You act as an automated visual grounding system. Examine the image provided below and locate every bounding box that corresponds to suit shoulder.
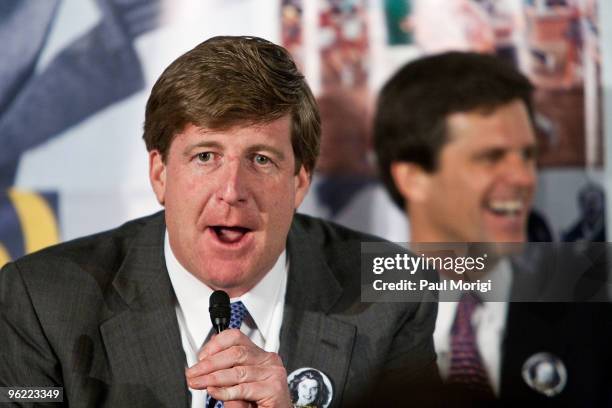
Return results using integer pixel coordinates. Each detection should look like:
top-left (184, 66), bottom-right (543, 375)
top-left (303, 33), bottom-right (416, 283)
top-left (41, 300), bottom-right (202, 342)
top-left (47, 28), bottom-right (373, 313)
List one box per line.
top-left (7, 211), bottom-right (164, 284)
top-left (292, 213), bottom-right (404, 281)
top-left (293, 212), bottom-right (389, 244)
top-left (292, 212), bottom-right (405, 255)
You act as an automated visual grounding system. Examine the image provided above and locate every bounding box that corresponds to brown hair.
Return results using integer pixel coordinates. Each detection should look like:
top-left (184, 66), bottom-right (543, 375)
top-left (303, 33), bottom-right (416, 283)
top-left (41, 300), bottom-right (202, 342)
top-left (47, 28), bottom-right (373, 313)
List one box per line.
top-left (143, 36), bottom-right (320, 173)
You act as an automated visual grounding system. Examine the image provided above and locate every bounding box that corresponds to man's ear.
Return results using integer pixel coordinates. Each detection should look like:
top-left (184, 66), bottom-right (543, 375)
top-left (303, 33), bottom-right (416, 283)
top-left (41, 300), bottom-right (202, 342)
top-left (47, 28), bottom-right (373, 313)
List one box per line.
top-left (149, 150), bottom-right (167, 206)
top-left (390, 162), bottom-right (431, 204)
top-left (293, 165), bottom-right (311, 209)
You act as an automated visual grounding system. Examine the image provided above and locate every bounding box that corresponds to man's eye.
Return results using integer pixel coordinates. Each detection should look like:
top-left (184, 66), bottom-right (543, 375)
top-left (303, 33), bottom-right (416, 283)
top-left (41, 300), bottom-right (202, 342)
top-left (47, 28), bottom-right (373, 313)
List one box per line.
top-left (523, 146), bottom-right (537, 162)
top-left (484, 151), bottom-right (504, 163)
top-left (197, 152), bottom-right (214, 162)
top-left (475, 149), bottom-right (504, 164)
top-left (254, 154), bottom-right (271, 165)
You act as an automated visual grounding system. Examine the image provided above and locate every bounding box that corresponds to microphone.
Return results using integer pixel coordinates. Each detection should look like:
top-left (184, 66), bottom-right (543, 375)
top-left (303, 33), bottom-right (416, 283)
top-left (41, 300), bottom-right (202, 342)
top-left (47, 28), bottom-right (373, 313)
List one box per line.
top-left (209, 290), bottom-right (231, 334)
top-left (207, 290), bottom-right (231, 407)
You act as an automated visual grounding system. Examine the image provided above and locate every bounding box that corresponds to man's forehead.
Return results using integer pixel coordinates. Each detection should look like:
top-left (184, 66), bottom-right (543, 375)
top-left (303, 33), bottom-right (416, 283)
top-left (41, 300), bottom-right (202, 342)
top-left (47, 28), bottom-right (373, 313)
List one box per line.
top-left (190, 115), bottom-right (290, 133)
top-left (444, 101), bottom-right (535, 147)
top-left (176, 118), bottom-right (292, 145)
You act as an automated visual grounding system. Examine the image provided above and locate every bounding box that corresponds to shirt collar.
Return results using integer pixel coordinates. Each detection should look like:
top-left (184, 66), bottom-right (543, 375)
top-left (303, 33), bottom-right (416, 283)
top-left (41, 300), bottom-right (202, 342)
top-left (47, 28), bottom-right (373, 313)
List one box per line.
top-left (236, 250), bottom-right (287, 343)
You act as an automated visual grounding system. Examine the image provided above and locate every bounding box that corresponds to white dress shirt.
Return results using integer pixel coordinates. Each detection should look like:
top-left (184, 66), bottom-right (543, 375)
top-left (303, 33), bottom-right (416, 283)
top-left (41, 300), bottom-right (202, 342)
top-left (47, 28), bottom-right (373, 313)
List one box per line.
top-left (164, 231), bottom-right (288, 408)
top-left (434, 259), bottom-right (513, 395)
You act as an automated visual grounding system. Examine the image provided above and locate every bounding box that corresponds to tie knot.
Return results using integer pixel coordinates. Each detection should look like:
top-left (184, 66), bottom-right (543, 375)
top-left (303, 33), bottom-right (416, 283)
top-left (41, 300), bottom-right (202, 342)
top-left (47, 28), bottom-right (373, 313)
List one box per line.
top-left (451, 292), bottom-right (482, 335)
top-left (229, 301), bottom-right (247, 329)
top-left (459, 292), bottom-right (481, 313)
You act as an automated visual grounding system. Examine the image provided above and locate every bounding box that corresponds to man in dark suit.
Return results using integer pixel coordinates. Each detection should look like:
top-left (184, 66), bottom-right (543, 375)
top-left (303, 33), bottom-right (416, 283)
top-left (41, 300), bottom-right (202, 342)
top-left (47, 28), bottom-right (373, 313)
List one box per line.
top-left (373, 51), bottom-right (612, 406)
top-left (0, 36), bottom-right (438, 407)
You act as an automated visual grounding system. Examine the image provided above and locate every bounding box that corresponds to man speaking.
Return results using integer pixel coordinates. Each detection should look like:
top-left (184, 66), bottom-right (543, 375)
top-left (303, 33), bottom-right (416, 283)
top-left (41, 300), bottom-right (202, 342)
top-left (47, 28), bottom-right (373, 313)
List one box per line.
top-left (0, 36), bottom-right (438, 407)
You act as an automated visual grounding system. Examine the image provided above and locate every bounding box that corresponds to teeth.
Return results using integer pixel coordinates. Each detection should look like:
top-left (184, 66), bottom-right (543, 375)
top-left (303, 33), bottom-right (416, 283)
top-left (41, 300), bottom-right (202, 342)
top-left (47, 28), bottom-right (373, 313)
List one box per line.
top-left (487, 200), bottom-right (523, 215)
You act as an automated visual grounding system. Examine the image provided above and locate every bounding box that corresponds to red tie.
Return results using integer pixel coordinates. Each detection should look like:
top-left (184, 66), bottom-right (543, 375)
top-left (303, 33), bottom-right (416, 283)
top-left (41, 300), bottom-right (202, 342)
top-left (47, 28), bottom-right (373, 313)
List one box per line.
top-left (447, 293), bottom-right (495, 400)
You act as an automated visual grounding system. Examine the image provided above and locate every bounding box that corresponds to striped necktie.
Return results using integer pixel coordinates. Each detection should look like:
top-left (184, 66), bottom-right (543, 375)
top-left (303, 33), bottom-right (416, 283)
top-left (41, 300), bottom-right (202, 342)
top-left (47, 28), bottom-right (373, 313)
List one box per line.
top-left (446, 292), bottom-right (495, 400)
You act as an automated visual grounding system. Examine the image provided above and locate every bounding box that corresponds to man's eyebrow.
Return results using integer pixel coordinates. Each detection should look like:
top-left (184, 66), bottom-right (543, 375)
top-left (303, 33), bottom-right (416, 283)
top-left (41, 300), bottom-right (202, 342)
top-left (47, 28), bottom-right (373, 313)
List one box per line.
top-left (182, 141), bottom-right (223, 157)
top-left (471, 143), bottom-right (538, 159)
top-left (246, 144), bottom-right (286, 161)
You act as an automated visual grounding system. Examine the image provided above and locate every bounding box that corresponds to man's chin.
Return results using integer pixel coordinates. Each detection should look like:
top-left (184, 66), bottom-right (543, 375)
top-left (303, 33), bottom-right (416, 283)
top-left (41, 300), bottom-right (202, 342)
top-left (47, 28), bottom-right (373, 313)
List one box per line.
top-left (195, 261), bottom-right (263, 296)
top-left (482, 220), bottom-right (528, 243)
top-left (490, 230), bottom-right (527, 244)
top-left (204, 277), bottom-right (251, 297)
top-left (482, 238), bottom-right (526, 258)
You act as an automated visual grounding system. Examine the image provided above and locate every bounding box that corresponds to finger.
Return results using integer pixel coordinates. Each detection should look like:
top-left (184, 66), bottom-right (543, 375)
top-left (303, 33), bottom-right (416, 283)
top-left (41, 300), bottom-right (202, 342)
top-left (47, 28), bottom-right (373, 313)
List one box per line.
top-left (188, 365), bottom-right (286, 389)
top-left (224, 401), bottom-right (253, 408)
top-left (188, 345), bottom-right (277, 379)
top-left (198, 329), bottom-right (252, 360)
top-left (207, 378), bottom-right (290, 405)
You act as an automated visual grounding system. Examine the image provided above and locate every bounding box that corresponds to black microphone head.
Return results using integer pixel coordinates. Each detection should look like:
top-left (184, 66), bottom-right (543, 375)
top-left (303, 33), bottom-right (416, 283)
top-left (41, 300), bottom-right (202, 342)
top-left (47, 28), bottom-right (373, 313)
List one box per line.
top-left (209, 290), bottom-right (231, 332)
top-left (210, 290), bottom-right (230, 308)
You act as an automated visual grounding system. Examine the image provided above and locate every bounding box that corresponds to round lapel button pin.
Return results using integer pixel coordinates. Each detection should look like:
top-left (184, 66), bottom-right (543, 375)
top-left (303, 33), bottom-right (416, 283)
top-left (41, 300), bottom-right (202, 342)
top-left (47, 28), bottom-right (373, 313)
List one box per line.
top-left (287, 367), bottom-right (333, 408)
top-left (521, 352), bottom-right (567, 397)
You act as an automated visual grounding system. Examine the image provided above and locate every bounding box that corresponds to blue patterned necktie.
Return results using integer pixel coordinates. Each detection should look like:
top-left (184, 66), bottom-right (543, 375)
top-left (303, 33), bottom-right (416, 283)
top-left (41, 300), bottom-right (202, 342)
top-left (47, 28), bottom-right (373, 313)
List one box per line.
top-left (446, 293), bottom-right (495, 400)
top-left (205, 301), bottom-right (248, 408)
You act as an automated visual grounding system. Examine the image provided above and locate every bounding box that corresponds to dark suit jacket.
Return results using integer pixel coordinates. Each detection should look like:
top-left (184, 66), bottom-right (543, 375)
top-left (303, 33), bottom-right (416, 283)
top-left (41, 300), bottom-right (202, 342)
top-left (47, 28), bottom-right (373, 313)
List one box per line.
top-left (499, 302), bottom-right (612, 407)
top-left (444, 247), bottom-right (612, 407)
top-left (496, 247), bottom-right (612, 407)
top-left (0, 212), bottom-right (439, 407)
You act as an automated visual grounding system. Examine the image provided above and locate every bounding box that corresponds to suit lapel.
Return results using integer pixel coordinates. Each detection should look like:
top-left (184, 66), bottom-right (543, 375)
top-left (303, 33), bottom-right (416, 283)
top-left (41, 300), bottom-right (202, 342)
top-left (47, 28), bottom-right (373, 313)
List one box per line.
top-left (99, 214), bottom-right (189, 407)
top-left (279, 217), bottom-right (357, 408)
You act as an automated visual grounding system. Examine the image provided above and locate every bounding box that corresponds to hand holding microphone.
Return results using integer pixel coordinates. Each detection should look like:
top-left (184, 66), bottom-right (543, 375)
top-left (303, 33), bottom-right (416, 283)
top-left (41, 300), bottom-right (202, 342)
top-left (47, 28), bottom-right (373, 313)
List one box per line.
top-left (185, 290), bottom-right (291, 408)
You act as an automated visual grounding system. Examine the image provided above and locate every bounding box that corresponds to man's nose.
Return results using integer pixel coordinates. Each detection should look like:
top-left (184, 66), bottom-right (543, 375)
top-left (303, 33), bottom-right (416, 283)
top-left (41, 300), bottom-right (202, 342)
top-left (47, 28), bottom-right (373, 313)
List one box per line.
top-left (503, 153), bottom-right (536, 187)
top-left (216, 158), bottom-right (249, 205)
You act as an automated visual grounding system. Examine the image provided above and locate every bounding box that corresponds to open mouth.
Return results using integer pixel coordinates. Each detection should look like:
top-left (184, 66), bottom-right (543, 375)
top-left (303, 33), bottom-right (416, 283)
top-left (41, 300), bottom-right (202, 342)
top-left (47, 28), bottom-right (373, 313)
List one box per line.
top-left (485, 199), bottom-right (524, 217)
top-left (210, 226), bottom-right (252, 244)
